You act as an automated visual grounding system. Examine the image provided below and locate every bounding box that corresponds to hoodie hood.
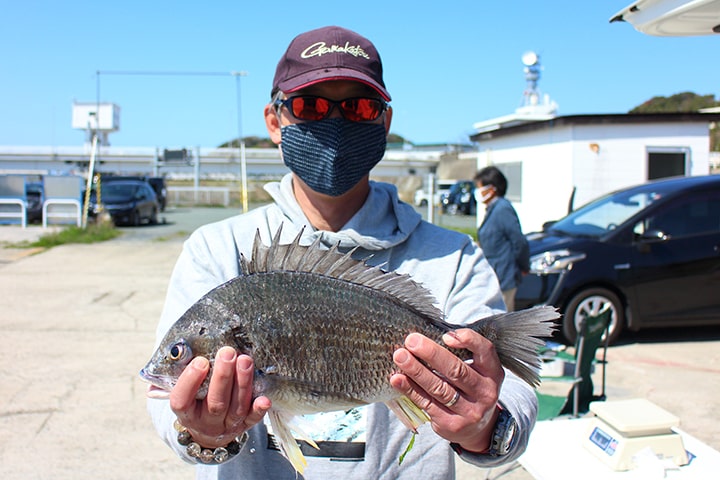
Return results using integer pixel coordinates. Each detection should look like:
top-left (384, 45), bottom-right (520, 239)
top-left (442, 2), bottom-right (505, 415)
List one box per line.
top-left (264, 173), bottom-right (422, 251)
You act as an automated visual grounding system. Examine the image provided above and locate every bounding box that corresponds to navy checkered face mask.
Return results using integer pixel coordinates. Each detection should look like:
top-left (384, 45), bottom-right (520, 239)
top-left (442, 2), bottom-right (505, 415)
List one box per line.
top-left (280, 118), bottom-right (387, 197)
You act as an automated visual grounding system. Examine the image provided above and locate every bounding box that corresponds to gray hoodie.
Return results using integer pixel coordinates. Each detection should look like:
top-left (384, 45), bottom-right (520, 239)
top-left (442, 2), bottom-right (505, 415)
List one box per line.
top-left (147, 174), bottom-right (538, 479)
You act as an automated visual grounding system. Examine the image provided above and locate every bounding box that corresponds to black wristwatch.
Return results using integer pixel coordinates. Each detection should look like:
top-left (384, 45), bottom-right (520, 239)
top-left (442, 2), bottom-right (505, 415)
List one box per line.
top-left (486, 407), bottom-right (517, 456)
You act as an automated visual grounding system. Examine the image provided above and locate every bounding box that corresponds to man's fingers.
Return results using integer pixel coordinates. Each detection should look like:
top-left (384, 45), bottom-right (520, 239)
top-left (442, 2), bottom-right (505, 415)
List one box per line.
top-left (442, 329), bottom-right (504, 384)
top-left (389, 371), bottom-right (435, 412)
top-left (245, 396), bottom-right (273, 430)
top-left (225, 354), bottom-right (256, 430)
top-left (401, 333), bottom-right (478, 399)
top-left (392, 347), bottom-right (466, 412)
top-left (205, 347), bottom-right (238, 418)
top-left (170, 356), bottom-right (209, 413)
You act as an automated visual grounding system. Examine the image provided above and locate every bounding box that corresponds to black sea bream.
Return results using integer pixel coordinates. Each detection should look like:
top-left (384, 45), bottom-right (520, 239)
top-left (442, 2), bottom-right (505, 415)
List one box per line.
top-left (140, 227), bottom-right (558, 473)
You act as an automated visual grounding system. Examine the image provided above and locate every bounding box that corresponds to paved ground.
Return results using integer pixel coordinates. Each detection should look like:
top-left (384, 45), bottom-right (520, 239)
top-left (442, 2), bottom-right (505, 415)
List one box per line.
top-left (1, 208), bottom-right (719, 480)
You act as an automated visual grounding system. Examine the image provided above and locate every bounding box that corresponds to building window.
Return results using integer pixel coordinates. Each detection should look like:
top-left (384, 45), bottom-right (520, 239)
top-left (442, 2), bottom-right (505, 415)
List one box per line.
top-left (647, 147), bottom-right (690, 180)
top-left (500, 162), bottom-right (522, 202)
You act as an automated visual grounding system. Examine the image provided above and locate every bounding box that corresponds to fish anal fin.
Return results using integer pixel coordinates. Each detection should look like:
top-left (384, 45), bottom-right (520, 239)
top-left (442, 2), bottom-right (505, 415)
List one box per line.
top-left (386, 395), bottom-right (430, 433)
top-left (268, 409), bottom-right (308, 474)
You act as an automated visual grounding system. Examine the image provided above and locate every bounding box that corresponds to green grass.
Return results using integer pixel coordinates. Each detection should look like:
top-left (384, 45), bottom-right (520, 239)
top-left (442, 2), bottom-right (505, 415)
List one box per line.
top-left (448, 226), bottom-right (477, 238)
top-left (27, 223), bottom-right (121, 248)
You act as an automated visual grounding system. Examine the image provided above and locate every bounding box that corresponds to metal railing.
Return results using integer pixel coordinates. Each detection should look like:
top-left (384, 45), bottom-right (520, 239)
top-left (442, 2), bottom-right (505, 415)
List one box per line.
top-left (0, 199), bottom-right (27, 228)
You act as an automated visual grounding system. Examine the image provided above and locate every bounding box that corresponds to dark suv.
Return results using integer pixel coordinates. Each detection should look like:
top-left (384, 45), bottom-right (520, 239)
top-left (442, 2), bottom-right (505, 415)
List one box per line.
top-left (100, 175), bottom-right (167, 211)
top-left (87, 179), bottom-right (160, 226)
top-left (516, 175), bottom-right (720, 344)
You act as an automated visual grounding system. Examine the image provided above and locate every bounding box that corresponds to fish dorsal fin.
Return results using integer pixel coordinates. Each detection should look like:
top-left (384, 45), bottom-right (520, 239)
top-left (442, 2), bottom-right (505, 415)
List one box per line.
top-left (241, 226), bottom-right (442, 321)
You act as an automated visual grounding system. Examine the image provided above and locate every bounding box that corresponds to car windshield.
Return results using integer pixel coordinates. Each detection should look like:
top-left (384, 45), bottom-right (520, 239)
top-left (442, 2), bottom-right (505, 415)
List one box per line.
top-left (103, 183), bottom-right (139, 197)
top-left (448, 183), bottom-right (463, 194)
top-left (449, 182), bottom-right (472, 195)
top-left (549, 183), bottom-right (674, 238)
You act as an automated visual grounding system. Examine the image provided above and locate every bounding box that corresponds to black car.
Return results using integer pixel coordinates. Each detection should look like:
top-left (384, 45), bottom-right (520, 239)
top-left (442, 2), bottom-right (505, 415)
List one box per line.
top-left (441, 180), bottom-right (476, 215)
top-left (100, 175), bottom-right (168, 211)
top-left (88, 180), bottom-right (160, 226)
top-left (516, 175), bottom-right (720, 344)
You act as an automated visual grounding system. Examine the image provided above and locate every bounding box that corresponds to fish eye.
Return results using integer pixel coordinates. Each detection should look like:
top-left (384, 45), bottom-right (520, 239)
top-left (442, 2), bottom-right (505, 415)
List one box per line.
top-left (168, 341), bottom-right (189, 361)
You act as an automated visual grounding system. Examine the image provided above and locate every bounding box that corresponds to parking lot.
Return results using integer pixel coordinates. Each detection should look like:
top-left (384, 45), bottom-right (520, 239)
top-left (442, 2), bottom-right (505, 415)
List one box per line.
top-left (1, 207), bottom-right (719, 479)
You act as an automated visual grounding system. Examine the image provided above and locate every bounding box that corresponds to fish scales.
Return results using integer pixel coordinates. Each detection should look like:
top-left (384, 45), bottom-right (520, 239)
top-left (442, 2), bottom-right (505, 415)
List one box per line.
top-left (140, 226), bottom-right (559, 474)
top-left (224, 270), bottom-right (458, 408)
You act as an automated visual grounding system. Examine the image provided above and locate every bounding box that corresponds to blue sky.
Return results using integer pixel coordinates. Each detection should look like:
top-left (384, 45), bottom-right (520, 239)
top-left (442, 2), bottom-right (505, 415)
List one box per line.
top-left (2, 1), bottom-right (718, 148)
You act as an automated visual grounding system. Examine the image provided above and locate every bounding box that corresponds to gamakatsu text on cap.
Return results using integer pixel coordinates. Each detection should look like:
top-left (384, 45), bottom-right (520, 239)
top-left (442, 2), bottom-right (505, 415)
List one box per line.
top-left (301, 42), bottom-right (371, 60)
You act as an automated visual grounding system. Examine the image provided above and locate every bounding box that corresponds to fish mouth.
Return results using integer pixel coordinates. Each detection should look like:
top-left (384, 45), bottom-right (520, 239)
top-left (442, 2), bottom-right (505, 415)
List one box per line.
top-left (139, 368), bottom-right (174, 399)
top-left (146, 385), bottom-right (171, 399)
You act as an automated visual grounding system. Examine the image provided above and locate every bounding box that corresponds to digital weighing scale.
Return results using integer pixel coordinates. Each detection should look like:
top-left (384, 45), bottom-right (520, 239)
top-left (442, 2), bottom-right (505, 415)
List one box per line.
top-left (583, 398), bottom-right (689, 471)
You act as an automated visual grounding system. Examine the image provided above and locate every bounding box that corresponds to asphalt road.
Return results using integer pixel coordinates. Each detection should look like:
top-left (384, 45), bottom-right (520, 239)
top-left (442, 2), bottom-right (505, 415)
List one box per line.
top-left (1, 207), bottom-right (718, 480)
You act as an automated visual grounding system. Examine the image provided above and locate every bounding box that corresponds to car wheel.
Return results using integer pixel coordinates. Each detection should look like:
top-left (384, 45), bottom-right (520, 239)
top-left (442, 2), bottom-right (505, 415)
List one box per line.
top-left (149, 207), bottom-right (158, 225)
top-left (419, 199), bottom-right (428, 207)
top-left (132, 210), bottom-right (141, 226)
top-left (563, 287), bottom-right (624, 345)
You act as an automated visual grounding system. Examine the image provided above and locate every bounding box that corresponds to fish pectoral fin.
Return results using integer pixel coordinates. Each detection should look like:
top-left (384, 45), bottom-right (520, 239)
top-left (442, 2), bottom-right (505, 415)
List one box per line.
top-left (385, 396), bottom-right (430, 433)
top-left (230, 326), bottom-right (252, 351)
top-left (268, 409), bottom-right (309, 474)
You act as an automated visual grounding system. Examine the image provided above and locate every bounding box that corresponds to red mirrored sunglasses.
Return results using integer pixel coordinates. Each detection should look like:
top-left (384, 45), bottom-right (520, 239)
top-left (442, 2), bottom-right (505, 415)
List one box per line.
top-left (275, 95), bottom-right (388, 122)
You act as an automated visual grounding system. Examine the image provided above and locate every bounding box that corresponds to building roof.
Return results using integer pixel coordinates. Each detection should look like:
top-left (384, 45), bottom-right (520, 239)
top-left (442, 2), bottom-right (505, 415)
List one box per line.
top-left (610, 0), bottom-right (720, 37)
top-left (470, 112), bottom-right (720, 142)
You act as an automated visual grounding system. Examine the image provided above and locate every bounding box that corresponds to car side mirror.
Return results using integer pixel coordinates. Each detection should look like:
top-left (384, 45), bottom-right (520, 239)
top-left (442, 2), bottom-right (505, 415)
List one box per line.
top-left (637, 229), bottom-right (668, 242)
top-left (542, 221), bottom-right (557, 231)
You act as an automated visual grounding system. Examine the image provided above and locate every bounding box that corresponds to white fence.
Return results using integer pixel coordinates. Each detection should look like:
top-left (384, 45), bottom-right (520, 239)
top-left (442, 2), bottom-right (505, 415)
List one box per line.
top-left (167, 186), bottom-right (231, 206)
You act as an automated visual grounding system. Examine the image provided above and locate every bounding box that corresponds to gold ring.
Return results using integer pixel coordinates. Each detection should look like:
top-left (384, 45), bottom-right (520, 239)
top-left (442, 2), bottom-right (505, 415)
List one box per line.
top-left (444, 391), bottom-right (460, 408)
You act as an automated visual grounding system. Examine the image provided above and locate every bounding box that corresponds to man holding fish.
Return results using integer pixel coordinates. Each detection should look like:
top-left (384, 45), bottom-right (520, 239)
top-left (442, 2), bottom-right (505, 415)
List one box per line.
top-left (144, 25), bottom-right (553, 480)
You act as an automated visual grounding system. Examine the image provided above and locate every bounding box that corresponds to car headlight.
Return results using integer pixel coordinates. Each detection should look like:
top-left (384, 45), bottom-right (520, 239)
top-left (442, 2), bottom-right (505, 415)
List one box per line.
top-left (529, 249), bottom-right (586, 274)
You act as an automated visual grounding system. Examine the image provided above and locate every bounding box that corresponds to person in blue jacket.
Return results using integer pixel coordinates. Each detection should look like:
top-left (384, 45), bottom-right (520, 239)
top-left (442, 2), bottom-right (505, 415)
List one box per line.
top-left (474, 166), bottom-right (530, 311)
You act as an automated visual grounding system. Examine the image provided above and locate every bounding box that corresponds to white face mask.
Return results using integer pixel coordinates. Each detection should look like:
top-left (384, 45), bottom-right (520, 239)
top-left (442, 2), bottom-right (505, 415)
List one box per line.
top-left (474, 185), bottom-right (494, 203)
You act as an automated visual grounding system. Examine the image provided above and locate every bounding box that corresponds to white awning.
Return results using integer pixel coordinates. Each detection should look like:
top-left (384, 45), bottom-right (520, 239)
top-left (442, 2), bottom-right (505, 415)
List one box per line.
top-left (610, 0), bottom-right (720, 36)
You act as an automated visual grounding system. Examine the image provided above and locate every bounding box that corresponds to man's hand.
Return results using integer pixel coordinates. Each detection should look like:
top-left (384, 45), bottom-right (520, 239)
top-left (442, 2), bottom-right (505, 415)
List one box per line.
top-left (390, 329), bottom-right (503, 453)
top-left (168, 346), bottom-right (271, 448)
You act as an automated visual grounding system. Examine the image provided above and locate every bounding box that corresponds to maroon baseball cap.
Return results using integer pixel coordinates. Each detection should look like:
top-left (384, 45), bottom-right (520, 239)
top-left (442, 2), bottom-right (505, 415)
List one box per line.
top-left (271, 26), bottom-right (391, 101)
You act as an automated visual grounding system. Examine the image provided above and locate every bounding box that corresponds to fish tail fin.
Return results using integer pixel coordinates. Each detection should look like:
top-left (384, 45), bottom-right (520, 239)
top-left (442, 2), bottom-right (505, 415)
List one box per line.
top-left (267, 409), bottom-right (316, 474)
top-left (471, 306), bottom-right (559, 388)
top-left (385, 395), bottom-right (431, 432)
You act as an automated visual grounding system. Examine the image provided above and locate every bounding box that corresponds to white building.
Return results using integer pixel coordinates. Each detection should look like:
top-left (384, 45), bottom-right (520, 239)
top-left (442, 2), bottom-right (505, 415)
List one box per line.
top-left (470, 112), bottom-right (720, 233)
